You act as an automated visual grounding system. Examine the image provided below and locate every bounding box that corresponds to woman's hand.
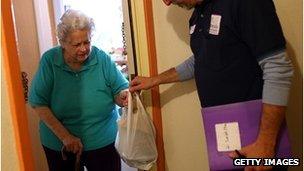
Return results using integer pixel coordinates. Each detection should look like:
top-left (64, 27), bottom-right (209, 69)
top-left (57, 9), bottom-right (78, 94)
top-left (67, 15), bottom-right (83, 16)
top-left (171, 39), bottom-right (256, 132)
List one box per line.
top-left (115, 89), bottom-right (129, 107)
top-left (62, 134), bottom-right (83, 155)
top-left (33, 106), bottom-right (84, 157)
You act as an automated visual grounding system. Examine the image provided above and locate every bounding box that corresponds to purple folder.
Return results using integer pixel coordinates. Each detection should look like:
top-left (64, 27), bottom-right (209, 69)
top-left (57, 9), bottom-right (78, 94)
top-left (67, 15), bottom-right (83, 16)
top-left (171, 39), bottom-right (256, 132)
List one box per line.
top-left (202, 99), bottom-right (292, 171)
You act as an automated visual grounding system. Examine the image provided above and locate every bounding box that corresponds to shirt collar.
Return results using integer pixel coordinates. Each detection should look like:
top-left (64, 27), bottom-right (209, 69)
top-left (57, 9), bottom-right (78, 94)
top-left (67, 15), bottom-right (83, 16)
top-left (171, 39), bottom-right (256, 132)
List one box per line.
top-left (54, 46), bottom-right (98, 71)
top-left (196, 0), bottom-right (211, 9)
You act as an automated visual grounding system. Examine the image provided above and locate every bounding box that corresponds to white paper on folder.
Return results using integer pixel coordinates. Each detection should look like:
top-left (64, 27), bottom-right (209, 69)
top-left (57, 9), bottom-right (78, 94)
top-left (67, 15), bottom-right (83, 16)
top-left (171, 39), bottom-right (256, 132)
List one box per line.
top-left (215, 122), bottom-right (241, 152)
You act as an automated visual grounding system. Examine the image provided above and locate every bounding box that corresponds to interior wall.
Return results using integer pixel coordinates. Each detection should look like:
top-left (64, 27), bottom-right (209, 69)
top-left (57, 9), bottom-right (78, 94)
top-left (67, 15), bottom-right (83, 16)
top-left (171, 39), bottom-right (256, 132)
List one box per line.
top-left (152, 1), bottom-right (302, 171)
top-left (1, 67), bottom-right (20, 171)
top-left (11, 0), bottom-right (48, 170)
top-left (275, 0), bottom-right (303, 169)
top-left (152, 1), bottom-right (209, 170)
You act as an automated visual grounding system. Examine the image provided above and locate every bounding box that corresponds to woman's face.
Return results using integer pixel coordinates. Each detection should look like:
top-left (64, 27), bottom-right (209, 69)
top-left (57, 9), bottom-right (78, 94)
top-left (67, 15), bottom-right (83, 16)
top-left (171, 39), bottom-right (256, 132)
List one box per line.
top-left (62, 29), bottom-right (91, 64)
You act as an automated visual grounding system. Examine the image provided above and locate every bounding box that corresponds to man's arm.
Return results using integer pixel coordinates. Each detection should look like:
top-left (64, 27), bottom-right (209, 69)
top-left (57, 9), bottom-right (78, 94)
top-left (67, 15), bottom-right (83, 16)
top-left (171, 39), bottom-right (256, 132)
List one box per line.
top-left (129, 55), bottom-right (194, 92)
top-left (33, 106), bottom-right (83, 154)
top-left (129, 68), bottom-right (179, 92)
top-left (257, 50), bottom-right (294, 150)
top-left (257, 103), bottom-right (286, 152)
top-left (230, 50), bottom-right (293, 169)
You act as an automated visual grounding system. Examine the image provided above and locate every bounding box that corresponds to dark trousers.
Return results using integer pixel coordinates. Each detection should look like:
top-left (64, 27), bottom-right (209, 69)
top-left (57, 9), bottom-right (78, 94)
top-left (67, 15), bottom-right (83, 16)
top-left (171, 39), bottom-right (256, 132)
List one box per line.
top-left (43, 143), bottom-right (121, 171)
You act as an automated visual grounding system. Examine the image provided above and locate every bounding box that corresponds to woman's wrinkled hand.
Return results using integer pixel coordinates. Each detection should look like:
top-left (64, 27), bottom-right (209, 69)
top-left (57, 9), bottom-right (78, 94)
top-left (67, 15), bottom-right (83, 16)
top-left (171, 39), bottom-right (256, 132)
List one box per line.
top-left (62, 134), bottom-right (83, 155)
top-left (115, 89), bottom-right (129, 107)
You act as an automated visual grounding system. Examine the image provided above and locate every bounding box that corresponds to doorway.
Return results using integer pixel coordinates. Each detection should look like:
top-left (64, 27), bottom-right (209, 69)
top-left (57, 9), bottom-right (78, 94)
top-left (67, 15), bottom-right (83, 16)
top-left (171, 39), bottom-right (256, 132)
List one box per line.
top-left (53, 0), bottom-right (131, 79)
top-left (40, 0), bottom-right (137, 170)
top-left (10, 0), bottom-right (137, 170)
top-left (8, 0), bottom-right (163, 169)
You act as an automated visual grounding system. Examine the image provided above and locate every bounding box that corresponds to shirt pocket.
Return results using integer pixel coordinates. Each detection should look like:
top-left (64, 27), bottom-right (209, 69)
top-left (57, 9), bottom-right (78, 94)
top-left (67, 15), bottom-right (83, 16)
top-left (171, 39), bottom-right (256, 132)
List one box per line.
top-left (203, 22), bottom-right (240, 71)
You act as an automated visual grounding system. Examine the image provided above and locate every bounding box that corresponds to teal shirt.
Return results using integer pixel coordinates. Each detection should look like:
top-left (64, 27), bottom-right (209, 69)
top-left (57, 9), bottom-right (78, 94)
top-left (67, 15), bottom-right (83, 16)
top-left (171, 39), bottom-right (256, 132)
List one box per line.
top-left (29, 46), bottom-right (129, 151)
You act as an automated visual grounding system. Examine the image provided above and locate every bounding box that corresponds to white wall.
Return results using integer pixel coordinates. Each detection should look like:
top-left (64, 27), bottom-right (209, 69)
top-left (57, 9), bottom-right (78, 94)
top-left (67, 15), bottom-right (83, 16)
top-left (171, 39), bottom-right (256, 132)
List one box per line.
top-left (1, 68), bottom-right (20, 171)
top-left (275, 1), bottom-right (303, 169)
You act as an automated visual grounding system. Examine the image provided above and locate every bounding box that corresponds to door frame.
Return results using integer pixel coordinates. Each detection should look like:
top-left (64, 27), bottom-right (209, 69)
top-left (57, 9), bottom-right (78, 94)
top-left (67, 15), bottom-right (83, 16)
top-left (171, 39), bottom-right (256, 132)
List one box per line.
top-left (2, 0), bottom-right (36, 170)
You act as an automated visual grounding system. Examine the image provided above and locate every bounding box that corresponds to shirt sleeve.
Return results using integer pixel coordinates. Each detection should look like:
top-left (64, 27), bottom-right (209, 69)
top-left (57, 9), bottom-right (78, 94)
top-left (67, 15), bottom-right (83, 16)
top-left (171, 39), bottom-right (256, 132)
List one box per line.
top-left (29, 55), bottom-right (54, 107)
top-left (100, 51), bottom-right (129, 96)
top-left (175, 55), bottom-right (195, 81)
top-left (258, 50), bottom-right (294, 106)
top-left (238, 0), bottom-right (286, 59)
top-left (238, 0), bottom-right (293, 106)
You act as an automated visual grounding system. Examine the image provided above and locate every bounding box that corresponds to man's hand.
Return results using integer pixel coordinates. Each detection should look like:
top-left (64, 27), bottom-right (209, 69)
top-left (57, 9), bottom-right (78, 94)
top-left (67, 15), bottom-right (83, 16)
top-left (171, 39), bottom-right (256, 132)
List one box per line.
top-left (229, 141), bottom-right (275, 170)
top-left (162, 0), bottom-right (172, 6)
top-left (62, 134), bottom-right (83, 156)
top-left (129, 68), bottom-right (180, 92)
top-left (129, 76), bottom-right (158, 93)
top-left (229, 103), bottom-right (286, 171)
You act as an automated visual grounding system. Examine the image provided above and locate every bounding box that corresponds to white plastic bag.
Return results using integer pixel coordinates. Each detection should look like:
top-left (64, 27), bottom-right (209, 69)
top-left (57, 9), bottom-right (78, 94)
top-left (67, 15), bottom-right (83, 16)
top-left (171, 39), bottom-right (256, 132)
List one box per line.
top-left (115, 92), bottom-right (157, 170)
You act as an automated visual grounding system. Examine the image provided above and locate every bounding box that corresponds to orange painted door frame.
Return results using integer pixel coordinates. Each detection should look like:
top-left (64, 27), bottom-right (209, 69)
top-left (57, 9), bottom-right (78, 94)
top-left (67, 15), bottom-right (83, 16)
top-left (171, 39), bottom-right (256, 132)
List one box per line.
top-left (143, 1), bottom-right (166, 171)
top-left (2, 0), bottom-right (36, 170)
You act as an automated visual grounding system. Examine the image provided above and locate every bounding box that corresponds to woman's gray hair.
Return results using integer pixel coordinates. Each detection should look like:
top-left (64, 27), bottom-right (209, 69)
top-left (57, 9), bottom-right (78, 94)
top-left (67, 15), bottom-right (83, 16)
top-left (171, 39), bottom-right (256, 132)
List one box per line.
top-left (57, 9), bottom-right (95, 44)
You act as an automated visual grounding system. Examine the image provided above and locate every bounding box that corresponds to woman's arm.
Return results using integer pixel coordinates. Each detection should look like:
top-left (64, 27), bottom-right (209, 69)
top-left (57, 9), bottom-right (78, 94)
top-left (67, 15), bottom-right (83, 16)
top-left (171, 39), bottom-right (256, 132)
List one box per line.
top-left (115, 89), bottom-right (129, 107)
top-left (33, 106), bottom-right (83, 155)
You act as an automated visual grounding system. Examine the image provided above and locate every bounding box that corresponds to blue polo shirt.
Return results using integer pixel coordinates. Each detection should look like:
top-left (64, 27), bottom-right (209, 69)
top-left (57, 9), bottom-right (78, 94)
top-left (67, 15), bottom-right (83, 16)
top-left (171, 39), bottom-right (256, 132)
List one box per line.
top-left (190, 0), bottom-right (285, 107)
top-left (29, 46), bottom-right (129, 151)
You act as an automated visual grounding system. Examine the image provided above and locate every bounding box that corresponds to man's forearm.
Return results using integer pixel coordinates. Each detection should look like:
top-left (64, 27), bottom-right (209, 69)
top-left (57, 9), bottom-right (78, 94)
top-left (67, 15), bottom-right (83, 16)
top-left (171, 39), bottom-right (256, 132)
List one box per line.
top-left (175, 55), bottom-right (195, 81)
top-left (257, 103), bottom-right (286, 148)
top-left (153, 68), bottom-right (180, 86)
top-left (259, 50), bottom-right (293, 106)
top-left (33, 106), bottom-right (70, 141)
top-left (130, 56), bottom-right (194, 92)
top-left (257, 50), bottom-right (292, 149)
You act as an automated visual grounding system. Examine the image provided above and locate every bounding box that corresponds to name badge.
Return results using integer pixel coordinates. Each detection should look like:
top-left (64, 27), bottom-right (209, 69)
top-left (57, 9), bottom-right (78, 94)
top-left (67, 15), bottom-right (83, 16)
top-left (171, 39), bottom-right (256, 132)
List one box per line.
top-left (215, 122), bottom-right (241, 152)
top-left (190, 24), bottom-right (196, 35)
top-left (209, 14), bottom-right (221, 35)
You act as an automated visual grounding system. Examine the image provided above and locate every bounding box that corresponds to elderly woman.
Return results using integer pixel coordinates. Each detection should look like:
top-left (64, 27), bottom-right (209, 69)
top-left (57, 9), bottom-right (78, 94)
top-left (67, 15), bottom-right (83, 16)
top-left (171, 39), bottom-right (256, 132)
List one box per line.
top-left (29, 9), bottom-right (128, 171)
